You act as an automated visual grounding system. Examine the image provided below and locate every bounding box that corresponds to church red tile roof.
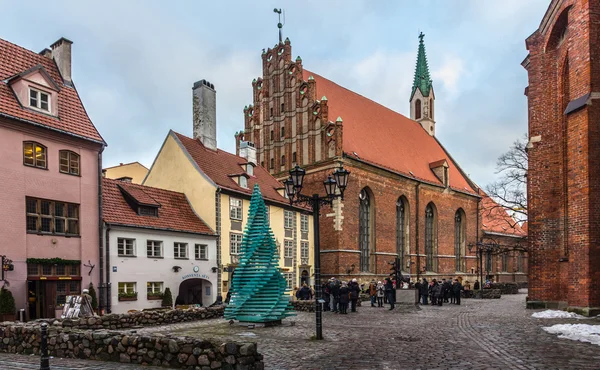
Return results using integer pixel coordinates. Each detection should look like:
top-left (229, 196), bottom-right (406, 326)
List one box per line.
top-left (480, 195), bottom-right (526, 237)
top-left (172, 131), bottom-right (293, 207)
top-left (0, 37), bottom-right (104, 143)
top-left (302, 70), bottom-right (476, 194)
top-left (102, 177), bottom-right (213, 235)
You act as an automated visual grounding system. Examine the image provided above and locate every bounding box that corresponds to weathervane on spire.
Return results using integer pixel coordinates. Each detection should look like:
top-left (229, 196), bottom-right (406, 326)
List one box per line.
top-left (419, 32), bottom-right (425, 42)
top-left (274, 8), bottom-right (285, 43)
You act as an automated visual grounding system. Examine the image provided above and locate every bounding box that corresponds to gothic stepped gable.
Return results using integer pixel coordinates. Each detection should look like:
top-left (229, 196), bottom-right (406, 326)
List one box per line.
top-left (224, 184), bottom-right (295, 323)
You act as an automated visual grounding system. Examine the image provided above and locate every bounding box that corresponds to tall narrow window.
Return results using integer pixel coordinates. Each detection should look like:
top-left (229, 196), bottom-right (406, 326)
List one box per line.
top-left (292, 152), bottom-right (297, 163)
top-left (270, 130), bottom-right (274, 141)
top-left (23, 142), bottom-right (47, 169)
top-left (281, 155), bottom-right (285, 167)
top-left (485, 251), bottom-right (493, 275)
top-left (425, 203), bottom-right (436, 271)
top-left (517, 251), bottom-right (524, 272)
top-left (270, 158), bottom-right (275, 169)
top-left (59, 150), bottom-right (80, 175)
top-left (281, 126), bottom-right (285, 138)
top-left (430, 98), bottom-right (433, 119)
top-left (501, 252), bottom-right (508, 272)
top-left (359, 188), bottom-right (372, 272)
top-left (454, 210), bottom-right (465, 271)
top-left (396, 197), bottom-right (406, 270)
top-left (415, 99), bottom-right (422, 120)
top-left (229, 198), bottom-right (243, 220)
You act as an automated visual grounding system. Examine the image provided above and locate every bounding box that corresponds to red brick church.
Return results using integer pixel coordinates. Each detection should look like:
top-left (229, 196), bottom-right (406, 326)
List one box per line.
top-left (524, 0), bottom-right (600, 315)
top-left (235, 32), bottom-right (524, 283)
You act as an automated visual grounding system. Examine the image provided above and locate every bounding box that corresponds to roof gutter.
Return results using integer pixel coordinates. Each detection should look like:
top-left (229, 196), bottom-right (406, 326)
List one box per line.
top-left (0, 112), bottom-right (106, 146)
top-left (104, 222), bottom-right (217, 237)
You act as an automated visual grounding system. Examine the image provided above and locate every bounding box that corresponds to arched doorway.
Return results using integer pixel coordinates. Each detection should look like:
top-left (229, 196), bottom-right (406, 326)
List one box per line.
top-left (177, 279), bottom-right (212, 306)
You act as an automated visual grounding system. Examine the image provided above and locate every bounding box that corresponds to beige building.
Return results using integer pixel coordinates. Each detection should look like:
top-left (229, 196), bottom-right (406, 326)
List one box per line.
top-left (103, 162), bottom-right (148, 184)
top-left (143, 79), bottom-right (314, 298)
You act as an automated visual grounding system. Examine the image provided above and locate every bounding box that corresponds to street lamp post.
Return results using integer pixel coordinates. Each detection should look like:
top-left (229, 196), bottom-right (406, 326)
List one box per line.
top-left (284, 164), bottom-right (350, 340)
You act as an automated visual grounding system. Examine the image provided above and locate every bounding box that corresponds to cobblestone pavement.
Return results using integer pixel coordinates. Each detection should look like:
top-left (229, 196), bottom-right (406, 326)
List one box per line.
top-left (1, 290), bottom-right (599, 369)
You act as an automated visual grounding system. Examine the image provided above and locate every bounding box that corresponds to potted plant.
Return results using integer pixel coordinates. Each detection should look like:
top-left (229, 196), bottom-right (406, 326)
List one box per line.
top-left (118, 292), bottom-right (138, 301)
top-left (147, 291), bottom-right (163, 300)
top-left (0, 288), bottom-right (16, 321)
top-left (161, 287), bottom-right (173, 308)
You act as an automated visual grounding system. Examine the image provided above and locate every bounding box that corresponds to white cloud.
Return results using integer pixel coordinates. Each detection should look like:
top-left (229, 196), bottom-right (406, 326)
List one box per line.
top-left (432, 55), bottom-right (465, 97)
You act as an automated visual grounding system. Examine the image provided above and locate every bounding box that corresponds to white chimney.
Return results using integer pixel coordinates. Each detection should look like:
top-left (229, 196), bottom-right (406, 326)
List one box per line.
top-left (50, 37), bottom-right (73, 85)
top-left (239, 141), bottom-right (257, 165)
top-left (192, 79), bottom-right (217, 151)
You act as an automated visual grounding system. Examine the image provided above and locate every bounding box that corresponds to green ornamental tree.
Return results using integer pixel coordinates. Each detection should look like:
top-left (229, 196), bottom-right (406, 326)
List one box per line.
top-left (224, 184), bottom-right (295, 323)
top-left (162, 287), bottom-right (173, 308)
top-left (88, 282), bottom-right (98, 310)
top-left (0, 288), bottom-right (16, 315)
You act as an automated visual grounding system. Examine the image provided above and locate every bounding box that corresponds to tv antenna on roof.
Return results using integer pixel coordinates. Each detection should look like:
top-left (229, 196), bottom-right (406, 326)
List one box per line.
top-left (274, 8), bottom-right (285, 43)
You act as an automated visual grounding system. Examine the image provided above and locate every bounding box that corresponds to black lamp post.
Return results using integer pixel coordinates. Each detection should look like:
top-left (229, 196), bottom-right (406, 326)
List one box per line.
top-left (285, 164), bottom-right (350, 340)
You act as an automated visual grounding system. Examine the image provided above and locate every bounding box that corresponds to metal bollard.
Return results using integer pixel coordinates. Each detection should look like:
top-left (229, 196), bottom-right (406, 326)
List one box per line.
top-left (40, 322), bottom-right (49, 370)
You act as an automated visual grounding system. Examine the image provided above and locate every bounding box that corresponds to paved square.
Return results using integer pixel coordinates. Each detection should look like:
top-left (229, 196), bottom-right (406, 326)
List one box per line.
top-left (1, 291), bottom-right (599, 369)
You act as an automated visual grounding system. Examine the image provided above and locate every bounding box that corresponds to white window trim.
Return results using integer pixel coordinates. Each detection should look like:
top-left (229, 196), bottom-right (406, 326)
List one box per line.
top-left (284, 239), bottom-right (294, 258)
top-left (117, 238), bottom-right (136, 257)
top-left (284, 210), bottom-right (294, 229)
top-left (147, 240), bottom-right (163, 258)
top-left (147, 282), bottom-right (163, 294)
top-left (118, 282), bottom-right (136, 294)
top-left (301, 241), bottom-right (309, 259)
top-left (239, 176), bottom-right (248, 189)
top-left (174, 242), bottom-right (188, 259)
top-left (29, 87), bottom-right (51, 112)
top-left (230, 198), bottom-right (243, 220)
top-left (195, 244), bottom-right (208, 260)
top-left (230, 233), bottom-right (243, 255)
top-left (301, 214), bottom-right (309, 232)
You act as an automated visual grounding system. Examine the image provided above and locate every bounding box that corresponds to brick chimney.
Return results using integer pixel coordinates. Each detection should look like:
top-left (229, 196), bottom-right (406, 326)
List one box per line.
top-left (50, 37), bottom-right (73, 85)
top-left (192, 79), bottom-right (217, 151)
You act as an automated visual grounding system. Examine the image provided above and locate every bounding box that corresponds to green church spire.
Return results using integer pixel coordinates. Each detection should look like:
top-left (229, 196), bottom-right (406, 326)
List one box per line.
top-left (411, 32), bottom-right (433, 100)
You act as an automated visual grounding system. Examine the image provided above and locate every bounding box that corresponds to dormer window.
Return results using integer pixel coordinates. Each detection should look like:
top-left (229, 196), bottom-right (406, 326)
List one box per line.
top-left (246, 164), bottom-right (254, 176)
top-left (29, 88), bottom-right (50, 112)
top-left (239, 176), bottom-right (248, 189)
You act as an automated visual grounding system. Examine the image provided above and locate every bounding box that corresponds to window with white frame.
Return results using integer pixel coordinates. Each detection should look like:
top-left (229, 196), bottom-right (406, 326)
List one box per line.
top-left (117, 238), bottom-right (135, 256)
top-left (265, 205), bottom-right (270, 223)
top-left (301, 214), bottom-right (309, 233)
top-left (147, 282), bottom-right (163, 294)
top-left (29, 88), bottom-right (50, 112)
top-left (301, 241), bottom-right (309, 259)
top-left (230, 233), bottom-right (243, 255)
top-left (230, 198), bottom-right (243, 220)
top-left (118, 282), bottom-right (136, 294)
top-left (283, 273), bottom-right (293, 289)
top-left (174, 242), bottom-right (188, 259)
top-left (246, 164), bottom-right (254, 176)
top-left (195, 244), bottom-right (208, 260)
top-left (284, 210), bottom-right (294, 229)
top-left (146, 240), bottom-right (163, 258)
top-left (239, 176), bottom-right (248, 189)
top-left (284, 239), bottom-right (294, 258)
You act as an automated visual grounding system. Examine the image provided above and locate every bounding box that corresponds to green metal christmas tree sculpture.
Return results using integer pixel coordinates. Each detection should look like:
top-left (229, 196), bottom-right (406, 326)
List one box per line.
top-left (224, 184), bottom-right (295, 323)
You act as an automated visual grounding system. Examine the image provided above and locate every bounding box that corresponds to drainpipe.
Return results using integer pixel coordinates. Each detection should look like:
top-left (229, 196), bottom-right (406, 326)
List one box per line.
top-left (105, 225), bottom-right (111, 313)
top-left (97, 148), bottom-right (104, 313)
top-left (415, 183), bottom-right (421, 281)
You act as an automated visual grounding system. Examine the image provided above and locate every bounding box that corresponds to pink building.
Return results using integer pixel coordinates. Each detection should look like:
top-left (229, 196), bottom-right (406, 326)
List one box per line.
top-left (0, 37), bottom-right (105, 319)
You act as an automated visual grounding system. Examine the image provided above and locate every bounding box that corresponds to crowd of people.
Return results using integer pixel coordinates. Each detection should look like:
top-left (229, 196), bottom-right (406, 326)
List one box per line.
top-left (292, 276), bottom-right (477, 312)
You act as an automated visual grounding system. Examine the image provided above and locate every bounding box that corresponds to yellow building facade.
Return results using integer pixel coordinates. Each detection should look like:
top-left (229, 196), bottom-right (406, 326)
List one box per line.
top-left (103, 162), bottom-right (149, 184)
top-left (144, 131), bottom-right (314, 298)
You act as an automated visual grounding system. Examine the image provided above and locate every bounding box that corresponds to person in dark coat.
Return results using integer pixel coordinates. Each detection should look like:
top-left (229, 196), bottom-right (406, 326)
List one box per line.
top-left (452, 279), bottom-right (464, 305)
top-left (415, 280), bottom-right (422, 304)
top-left (474, 280), bottom-right (480, 291)
top-left (331, 278), bottom-right (340, 313)
top-left (420, 278), bottom-right (429, 305)
top-left (338, 282), bottom-right (349, 314)
top-left (348, 278), bottom-right (360, 312)
top-left (442, 279), bottom-right (451, 303)
top-left (384, 278), bottom-right (395, 310)
top-left (322, 282), bottom-right (330, 311)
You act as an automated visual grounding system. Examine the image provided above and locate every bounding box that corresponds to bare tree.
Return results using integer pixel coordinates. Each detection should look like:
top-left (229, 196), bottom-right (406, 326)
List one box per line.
top-left (484, 134), bottom-right (528, 226)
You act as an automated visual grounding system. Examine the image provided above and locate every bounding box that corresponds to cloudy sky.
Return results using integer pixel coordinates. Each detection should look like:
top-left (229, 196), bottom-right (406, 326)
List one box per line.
top-left (1, 0), bottom-right (548, 187)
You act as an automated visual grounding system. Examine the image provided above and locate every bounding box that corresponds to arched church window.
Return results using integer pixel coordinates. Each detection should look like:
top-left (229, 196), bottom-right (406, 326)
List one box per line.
top-left (454, 209), bottom-right (465, 271)
top-left (359, 188), bottom-right (372, 272)
top-left (396, 197), bottom-right (408, 270)
top-left (425, 203), bottom-right (436, 271)
top-left (430, 98), bottom-right (433, 119)
top-left (415, 99), bottom-right (422, 120)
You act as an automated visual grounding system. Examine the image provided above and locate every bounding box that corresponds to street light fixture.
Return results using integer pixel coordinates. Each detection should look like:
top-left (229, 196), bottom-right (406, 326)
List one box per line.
top-left (285, 164), bottom-right (350, 340)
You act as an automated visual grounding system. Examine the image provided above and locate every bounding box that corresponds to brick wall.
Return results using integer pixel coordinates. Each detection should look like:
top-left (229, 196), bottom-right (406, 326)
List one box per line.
top-left (525, 0), bottom-right (600, 312)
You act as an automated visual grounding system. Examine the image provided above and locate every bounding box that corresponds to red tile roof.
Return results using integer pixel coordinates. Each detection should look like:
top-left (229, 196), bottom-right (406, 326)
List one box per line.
top-left (118, 182), bottom-right (161, 207)
top-left (172, 131), bottom-right (293, 207)
top-left (480, 195), bottom-right (526, 237)
top-left (0, 37), bottom-right (104, 143)
top-left (102, 178), bottom-right (214, 235)
top-left (302, 70), bottom-right (476, 194)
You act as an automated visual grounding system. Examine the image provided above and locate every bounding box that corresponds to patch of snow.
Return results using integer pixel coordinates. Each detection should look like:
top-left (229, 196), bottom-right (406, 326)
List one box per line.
top-left (543, 324), bottom-right (600, 346)
top-left (532, 310), bottom-right (586, 319)
top-left (237, 332), bottom-right (257, 337)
